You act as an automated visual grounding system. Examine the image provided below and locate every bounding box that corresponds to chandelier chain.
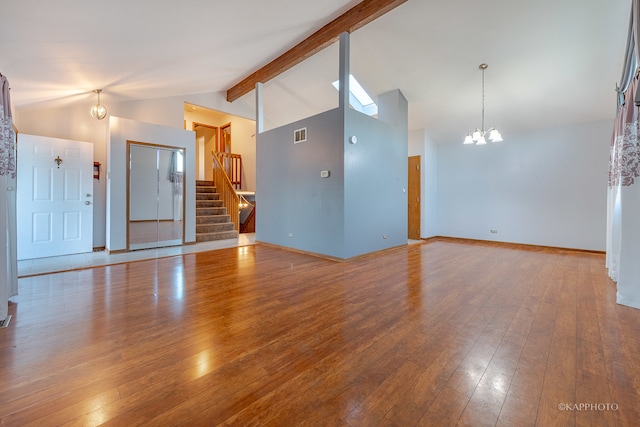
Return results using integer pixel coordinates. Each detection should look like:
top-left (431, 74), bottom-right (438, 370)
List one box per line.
top-left (463, 63), bottom-right (502, 144)
top-left (481, 66), bottom-right (485, 132)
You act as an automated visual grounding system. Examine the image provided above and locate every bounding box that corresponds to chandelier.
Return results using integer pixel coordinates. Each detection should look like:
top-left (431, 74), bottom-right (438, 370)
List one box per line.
top-left (463, 64), bottom-right (502, 145)
top-left (89, 89), bottom-right (107, 120)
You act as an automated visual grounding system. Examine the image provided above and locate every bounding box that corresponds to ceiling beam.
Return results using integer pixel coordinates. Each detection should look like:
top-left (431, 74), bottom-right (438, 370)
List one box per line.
top-left (225, 0), bottom-right (408, 102)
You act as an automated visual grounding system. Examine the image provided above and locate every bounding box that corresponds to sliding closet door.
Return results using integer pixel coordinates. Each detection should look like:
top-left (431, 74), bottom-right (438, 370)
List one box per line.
top-left (129, 144), bottom-right (160, 250)
top-left (157, 147), bottom-right (184, 248)
top-left (128, 143), bottom-right (184, 250)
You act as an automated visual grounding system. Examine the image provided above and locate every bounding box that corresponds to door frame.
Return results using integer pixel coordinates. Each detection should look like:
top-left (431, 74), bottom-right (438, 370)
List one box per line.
top-left (220, 122), bottom-right (231, 153)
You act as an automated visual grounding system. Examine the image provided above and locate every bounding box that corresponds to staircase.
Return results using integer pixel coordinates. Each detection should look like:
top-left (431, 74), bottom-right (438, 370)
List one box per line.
top-left (196, 180), bottom-right (238, 242)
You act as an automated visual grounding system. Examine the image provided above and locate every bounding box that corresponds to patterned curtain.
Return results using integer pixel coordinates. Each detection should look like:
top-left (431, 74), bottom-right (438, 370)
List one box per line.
top-left (1, 74), bottom-right (18, 321)
top-left (610, 77), bottom-right (640, 189)
top-left (608, 73), bottom-right (640, 309)
top-left (0, 76), bottom-right (16, 178)
top-left (607, 0), bottom-right (640, 310)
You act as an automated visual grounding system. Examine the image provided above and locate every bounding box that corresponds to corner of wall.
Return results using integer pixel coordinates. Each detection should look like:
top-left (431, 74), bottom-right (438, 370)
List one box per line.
top-left (342, 89), bottom-right (408, 258)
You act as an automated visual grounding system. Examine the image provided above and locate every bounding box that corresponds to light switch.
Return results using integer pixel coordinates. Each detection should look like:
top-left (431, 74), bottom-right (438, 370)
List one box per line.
top-left (320, 170), bottom-right (330, 178)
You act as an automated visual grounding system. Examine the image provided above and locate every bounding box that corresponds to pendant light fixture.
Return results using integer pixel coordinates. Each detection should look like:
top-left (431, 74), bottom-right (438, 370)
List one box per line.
top-left (463, 64), bottom-right (502, 145)
top-left (89, 89), bottom-right (107, 120)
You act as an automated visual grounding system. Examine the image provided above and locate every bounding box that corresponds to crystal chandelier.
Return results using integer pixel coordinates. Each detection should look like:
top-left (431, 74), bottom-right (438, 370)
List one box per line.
top-left (463, 64), bottom-right (503, 145)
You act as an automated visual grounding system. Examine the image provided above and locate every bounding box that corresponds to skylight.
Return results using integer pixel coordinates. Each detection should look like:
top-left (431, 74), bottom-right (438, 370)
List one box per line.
top-left (332, 74), bottom-right (378, 116)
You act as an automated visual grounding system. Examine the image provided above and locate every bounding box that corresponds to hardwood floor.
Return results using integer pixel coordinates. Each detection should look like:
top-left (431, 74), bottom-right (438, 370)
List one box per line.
top-left (1, 239), bottom-right (639, 426)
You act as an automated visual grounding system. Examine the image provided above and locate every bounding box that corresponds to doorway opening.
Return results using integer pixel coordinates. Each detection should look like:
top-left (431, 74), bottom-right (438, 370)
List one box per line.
top-left (192, 122), bottom-right (218, 181)
top-left (184, 102), bottom-right (257, 234)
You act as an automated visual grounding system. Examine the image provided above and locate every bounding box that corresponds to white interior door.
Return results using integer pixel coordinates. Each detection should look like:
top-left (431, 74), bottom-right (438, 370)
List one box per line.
top-left (17, 134), bottom-right (94, 260)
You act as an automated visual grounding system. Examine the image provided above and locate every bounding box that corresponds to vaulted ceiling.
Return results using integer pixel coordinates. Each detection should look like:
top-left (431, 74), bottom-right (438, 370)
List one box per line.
top-left (0, 0), bottom-right (630, 142)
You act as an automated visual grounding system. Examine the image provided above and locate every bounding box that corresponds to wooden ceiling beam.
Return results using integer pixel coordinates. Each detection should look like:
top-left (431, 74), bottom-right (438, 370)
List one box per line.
top-left (225, 0), bottom-right (408, 102)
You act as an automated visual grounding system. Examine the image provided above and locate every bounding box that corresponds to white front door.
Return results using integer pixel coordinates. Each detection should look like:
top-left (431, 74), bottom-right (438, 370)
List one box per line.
top-left (17, 134), bottom-right (94, 260)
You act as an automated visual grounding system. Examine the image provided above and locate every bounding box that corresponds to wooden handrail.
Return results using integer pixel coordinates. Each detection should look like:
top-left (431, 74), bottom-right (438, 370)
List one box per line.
top-left (216, 152), bottom-right (242, 190)
top-left (211, 151), bottom-right (239, 231)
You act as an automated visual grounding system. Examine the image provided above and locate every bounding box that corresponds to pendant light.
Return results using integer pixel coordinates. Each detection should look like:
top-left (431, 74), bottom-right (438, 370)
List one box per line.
top-left (89, 89), bottom-right (107, 120)
top-left (463, 64), bottom-right (503, 144)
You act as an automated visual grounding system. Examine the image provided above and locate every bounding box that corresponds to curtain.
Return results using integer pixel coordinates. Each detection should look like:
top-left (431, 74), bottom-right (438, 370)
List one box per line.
top-left (606, 102), bottom-right (623, 282)
top-left (617, 1), bottom-right (638, 107)
top-left (1, 73), bottom-right (18, 321)
top-left (609, 75), bottom-right (640, 309)
top-left (607, 0), bottom-right (640, 309)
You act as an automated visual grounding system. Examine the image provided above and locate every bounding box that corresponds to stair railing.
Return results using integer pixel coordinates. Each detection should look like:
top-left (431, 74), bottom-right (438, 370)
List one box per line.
top-left (216, 152), bottom-right (242, 190)
top-left (211, 151), bottom-right (239, 231)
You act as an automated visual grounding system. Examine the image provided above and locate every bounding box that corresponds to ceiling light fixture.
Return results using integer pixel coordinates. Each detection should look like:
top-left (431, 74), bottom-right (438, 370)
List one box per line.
top-left (463, 64), bottom-right (502, 145)
top-left (89, 89), bottom-right (107, 120)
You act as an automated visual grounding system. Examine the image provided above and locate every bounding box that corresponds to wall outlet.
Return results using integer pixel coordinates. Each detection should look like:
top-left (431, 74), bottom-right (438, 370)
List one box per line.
top-left (490, 229), bottom-right (498, 234)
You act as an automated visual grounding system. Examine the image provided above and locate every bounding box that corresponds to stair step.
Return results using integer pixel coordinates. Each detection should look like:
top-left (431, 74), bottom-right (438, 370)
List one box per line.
top-left (196, 186), bottom-right (217, 194)
top-left (196, 222), bottom-right (235, 233)
top-left (196, 200), bottom-right (223, 208)
top-left (197, 207), bottom-right (227, 216)
top-left (196, 230), bottom-right (239, 242)
top-left (194, 179), bottom-right (238, 242)
top-left (196, 193), bottom-right (220, 201)
top-left (196, 214), bottom-right (231, 224)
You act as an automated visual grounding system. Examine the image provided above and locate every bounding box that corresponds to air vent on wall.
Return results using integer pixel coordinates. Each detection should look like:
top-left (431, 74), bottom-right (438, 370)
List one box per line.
top-left (294, 127), bottom-right (307, 144)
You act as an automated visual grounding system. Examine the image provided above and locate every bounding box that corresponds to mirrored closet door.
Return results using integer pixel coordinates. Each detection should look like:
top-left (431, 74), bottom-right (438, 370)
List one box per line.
top-left (128, 142), bottom-right (184, 250)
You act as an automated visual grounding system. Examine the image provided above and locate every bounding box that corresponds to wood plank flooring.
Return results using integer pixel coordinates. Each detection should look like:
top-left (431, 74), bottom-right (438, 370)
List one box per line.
top-left (1, 239), bottom-right (639, 426)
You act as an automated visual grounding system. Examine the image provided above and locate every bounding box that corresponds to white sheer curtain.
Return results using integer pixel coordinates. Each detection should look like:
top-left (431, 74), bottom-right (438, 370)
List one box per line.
top-left (606, 106), bottom-right (623, 282)
top-left (1, 73), bottom-right (18, 322)
top-left (607, 0), bottom-right (640, 309)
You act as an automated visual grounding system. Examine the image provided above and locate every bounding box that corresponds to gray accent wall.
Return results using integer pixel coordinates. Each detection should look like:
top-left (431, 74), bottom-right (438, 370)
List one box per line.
top-left (257, 89), bottom-right (408, 259)
top-left (256, 108), bottom-right (346, 257)
top-left (344, 90), bottom-right (408, 258)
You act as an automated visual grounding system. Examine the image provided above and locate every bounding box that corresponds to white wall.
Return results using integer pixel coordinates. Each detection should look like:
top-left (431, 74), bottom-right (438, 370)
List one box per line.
top-left (409, 129), bottom-right (438, 238)
top-left (423, 132), bottom-right (438, 238)
top-left (107, 116), bottom-right (195, 251)
top-left (436, 120), bottom-right (611, 251)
